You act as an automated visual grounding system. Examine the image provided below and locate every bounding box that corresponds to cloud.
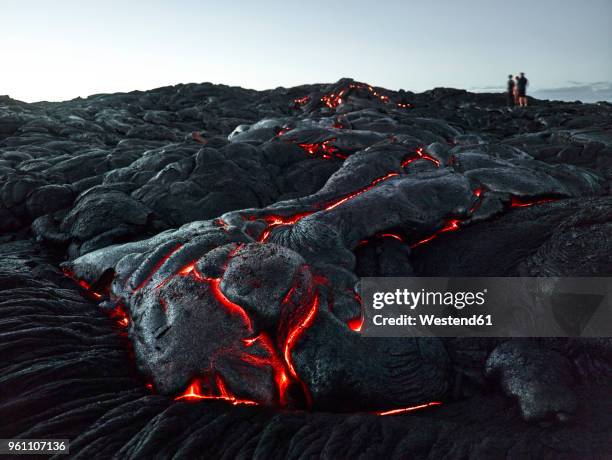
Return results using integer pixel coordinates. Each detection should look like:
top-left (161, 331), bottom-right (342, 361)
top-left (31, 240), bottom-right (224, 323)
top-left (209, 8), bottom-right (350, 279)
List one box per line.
top-left (469, 85), bottom-right (505, 92)
top-left (531, 82), bottom-right (612, 103)
top-left (469, 81), bottom-right (612, 103)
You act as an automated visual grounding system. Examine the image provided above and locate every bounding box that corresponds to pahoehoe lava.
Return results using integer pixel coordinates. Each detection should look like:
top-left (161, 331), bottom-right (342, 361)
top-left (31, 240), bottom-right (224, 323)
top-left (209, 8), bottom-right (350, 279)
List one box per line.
top-left (1, 79), bottom-right (611, 458)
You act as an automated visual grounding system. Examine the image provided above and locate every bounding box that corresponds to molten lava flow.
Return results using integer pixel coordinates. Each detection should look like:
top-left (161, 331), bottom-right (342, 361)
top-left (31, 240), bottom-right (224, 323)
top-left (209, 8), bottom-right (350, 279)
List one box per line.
top-left (375, 401), bottom-right (443, 416)
top-left (401, 147), bottom-right (441, 168)
top-left (321, 89), bottom-right (347, 109)
top-left (133, 244), bottom-right (184, 293)
top-left (175, 376), bottom-right (258, 406)
top-left (241, 333), bottom-right (292, 405)
top-left (163, 259), bottom-right (254, 332)
top-left (468, 187), bottom-right (484, 213)
top-left (380, 233), bottom-right (404, 242)
top-left (411, 219), bottom-right (462, 248)
top-left (297, 138), bottom-right (347, 160)
top-left (206, 277), bottom-right (253, 332)
top-left (293, 96), bottom-right (309, 106)
top-left (215, 218), bottom-right (229, 231)
top-left (510, 196), bottom-right (557, 208)
top-left (257, 212), bottom-right (315, 242)
top-left (345, 289), bottom-right (364, 332)
top-left (254, 171), bottom-right (402, 242)
top-left (108, 305), bottom-right (130, 328)
top-left (294, 81), bottom-right (409, 115)
top-left (276, 126), bottom-right (293, 137)
top-left (168, 253), bottom-right (296, 405)
top-left (347, 316), bottom-right (364, 332)
top-left (61, 268), bottom-right (103, 299)
top-left (282, 293), bottom-right (319, 406)
top-left (366, 85), bottom-right (390, 104)
top-left (324, 173), bottom-right (399, 211)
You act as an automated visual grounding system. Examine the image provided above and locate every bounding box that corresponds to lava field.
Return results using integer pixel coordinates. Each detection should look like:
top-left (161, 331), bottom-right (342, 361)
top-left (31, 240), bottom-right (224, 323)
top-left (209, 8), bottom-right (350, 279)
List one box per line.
top-left (1, 78), bottom-right (611, 458)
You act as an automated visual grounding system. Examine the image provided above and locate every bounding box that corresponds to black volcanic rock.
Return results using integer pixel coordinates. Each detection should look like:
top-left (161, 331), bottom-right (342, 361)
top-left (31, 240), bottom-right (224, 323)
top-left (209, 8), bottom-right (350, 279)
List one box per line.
top-left (1, 79), bottom-right (611, 458)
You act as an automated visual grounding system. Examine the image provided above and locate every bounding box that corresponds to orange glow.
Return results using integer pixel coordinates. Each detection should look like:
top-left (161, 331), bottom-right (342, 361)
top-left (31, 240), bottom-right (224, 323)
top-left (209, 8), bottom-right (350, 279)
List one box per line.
top-left (215, 218), bottom-right (230, 231)
top-left (376, 401), bottom-right (442, 415)
top-left (401, 147), bottom-right (441, 168)
top-left (510, 196), bottom-right (557, 208)
top-left (324, 173), bottom-right (399, 211)
top-left (257, 212), bottom-right (314, 242)
top-left (347, 315), bottom-right (364, 332)
top-left (380, 233), bottom-right (404, 242)
top-left (133, 243), bottom-right (184, 292)
top-left (175, 377), bottom-right (257, 406)
top-left (283, 294), bottom-right (319, 385)
top-left (108, 305), bottom-right (130, 328)
top-left (62, 268), bottom-right (103, 299)
top-left (321, 90), bottom-right (346, 109)
top-left (411, 219), bottom-right (462, 248)
top-left (241, 333), bottom-right (292, 405)
top-left (293, 96), bottom-right (309, 106)
top-left (297, 138), bottom-right (347, 160)
top-left (208, 277), bottom-right (253, 332)
top-left (178, 263), bottom-right (195, 276)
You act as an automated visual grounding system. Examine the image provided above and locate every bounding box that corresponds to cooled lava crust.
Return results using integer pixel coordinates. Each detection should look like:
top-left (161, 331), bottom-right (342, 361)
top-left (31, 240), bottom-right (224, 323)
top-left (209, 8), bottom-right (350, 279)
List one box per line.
top-left (1, 79), bottom-right (611, 458)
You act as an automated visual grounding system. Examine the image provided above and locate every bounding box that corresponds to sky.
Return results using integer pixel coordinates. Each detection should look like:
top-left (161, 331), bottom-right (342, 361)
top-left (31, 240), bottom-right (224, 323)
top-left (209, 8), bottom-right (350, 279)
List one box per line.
top-left (2, 0), bottom-right (611, 102)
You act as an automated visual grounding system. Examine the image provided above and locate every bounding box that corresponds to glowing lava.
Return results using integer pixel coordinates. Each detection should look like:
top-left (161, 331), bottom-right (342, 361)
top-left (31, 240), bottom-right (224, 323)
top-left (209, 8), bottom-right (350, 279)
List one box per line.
top-left (376, 401), bottom-right (442, 416)
top-left (281, 292), bottom-right (319, 406)
top-left (175, 376), bottom-right (258, 406)
top-left (400, 147), bottom-right (441, 168)
top-left (297, 138), bottom-right (347, 160)
top-left (293, 96), bottom-right (309, 106)
top-left (108, 305), bottom-right (130, 328)
top-left (379, 233), bottom-right (404, 242)
top-left (241, 333), bottom-right (292, 405)
top-left (215, 218), bottom-right (230, 231)
top-left (346, 316), bottom-right (364, 332)
top-left (510, 196), bottom-right (557, 208)
top-left (292, 82), bottom-right (398, 113)
top-left (324, 173), bottom-right (399, 211)
top-left (177, 264), bottom-right (254, 332)
top-left (257, 212), bottom-right (315, 242)
top-left (321, 89), bottom-right (347, 109)
top-left (133, 244), bottom-right (184, 293)
top-left (61, 268), bottom-right (103, 299)
top-left (410, 219), bottom-right (462, 248)
top-left (254, 171), bottom-right (401, 242)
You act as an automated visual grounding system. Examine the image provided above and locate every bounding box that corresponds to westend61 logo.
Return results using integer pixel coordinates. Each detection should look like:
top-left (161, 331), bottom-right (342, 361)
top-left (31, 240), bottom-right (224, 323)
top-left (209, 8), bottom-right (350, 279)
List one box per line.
top-left (372, 288), bottom-right (487, 310)
top-left (361, 277), bottom-right (612, 338)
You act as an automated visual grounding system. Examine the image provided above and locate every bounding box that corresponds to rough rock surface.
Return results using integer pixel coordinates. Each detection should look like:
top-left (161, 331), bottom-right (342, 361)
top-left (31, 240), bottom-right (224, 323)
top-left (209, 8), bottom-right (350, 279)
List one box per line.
top-left (1, 80), bottom-right (611, 458)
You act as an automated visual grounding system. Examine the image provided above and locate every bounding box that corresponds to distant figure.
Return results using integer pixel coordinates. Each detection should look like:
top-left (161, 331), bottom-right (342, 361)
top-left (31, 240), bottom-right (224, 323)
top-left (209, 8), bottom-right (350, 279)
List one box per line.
top-left (517, 72), bottom-right (529, 107)
top-left (507, 75), bottom-right (515, 106)
top-left (513, 75), bottom-right (520, 105)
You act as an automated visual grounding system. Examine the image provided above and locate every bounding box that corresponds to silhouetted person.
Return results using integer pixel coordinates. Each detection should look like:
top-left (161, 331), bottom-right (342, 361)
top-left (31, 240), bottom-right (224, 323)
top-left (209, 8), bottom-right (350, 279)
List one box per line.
top-left (507, 75), bottom-right (515, 106)
top-left (517, 72), bottom-right (529, 107)
top-left (513, 75), bottom-right (520, 105)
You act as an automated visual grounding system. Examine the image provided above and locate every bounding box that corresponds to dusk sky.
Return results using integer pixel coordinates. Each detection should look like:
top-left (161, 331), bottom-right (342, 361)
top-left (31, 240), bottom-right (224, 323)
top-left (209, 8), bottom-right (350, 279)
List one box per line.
top-left (3, 0), bottom-right (611, 102)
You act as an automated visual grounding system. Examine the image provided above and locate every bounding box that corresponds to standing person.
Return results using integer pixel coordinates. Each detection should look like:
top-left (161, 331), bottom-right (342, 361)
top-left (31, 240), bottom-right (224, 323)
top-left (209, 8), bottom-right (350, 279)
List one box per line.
top-left (514, 75), bottom-right (520, 105)
top-left (507, 75), bottom-right (515, 106)
top-left (517, 72), bottom-right (529, 107)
